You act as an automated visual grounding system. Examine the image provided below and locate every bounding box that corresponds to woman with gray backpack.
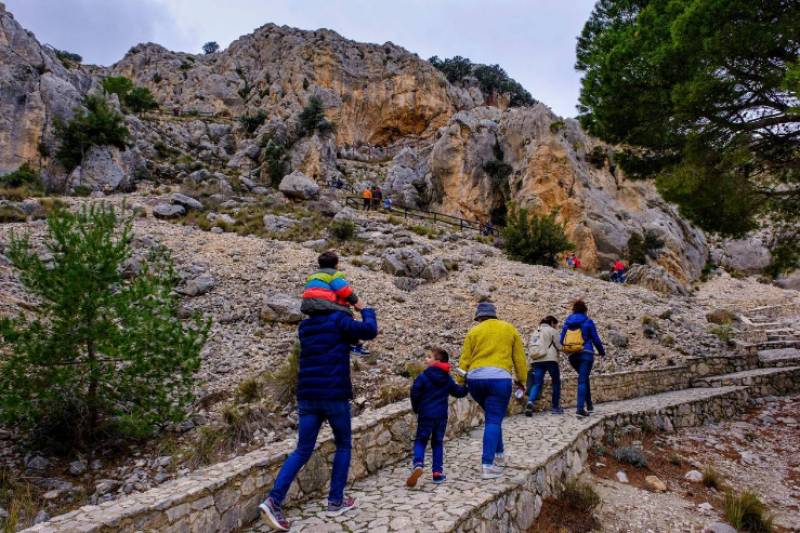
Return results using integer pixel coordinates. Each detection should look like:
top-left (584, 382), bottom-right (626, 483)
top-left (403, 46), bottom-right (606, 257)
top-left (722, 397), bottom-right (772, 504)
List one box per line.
top-left (524, 316), bottom-right (563, 416)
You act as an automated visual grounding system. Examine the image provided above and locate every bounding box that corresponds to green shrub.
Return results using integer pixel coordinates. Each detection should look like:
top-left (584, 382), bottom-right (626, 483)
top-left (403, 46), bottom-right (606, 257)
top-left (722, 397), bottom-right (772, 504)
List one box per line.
top-left (72, 185), bottom-right (92, 197)
top-left (724, 491), bottom-right (773, 532)
top-left (54, 95), bottom-right (129, 172)
top-left (502, 206), bottom-right (574, 267)
top-left (561, 478), bottom-right (601, 514)
top-left (473, 63), bottom-right (535, 107)
top-left (0, 205), bottom-right (209, 450)
top-left (428, 55), bottom-right (472, 83)
top-left (55, 49), bottom-right (82, 68)
top-left (239, 110), bottom-right (267, 134)
top-left (586, 146), bottom-right (607, 168)
top-left (709, 324), bottom-right (735, 346)
top-left (330, 219), bottom-right (356, 241)
top-left (404, 361), bottom-right (425, 379)
top-left (549, 120), bottom-right (566, 134)
top-left (0, 206), bottom-right (27, 223)
top-left (235, 376), bottom-right (263, 404)
top-left (612, 446), bottom-right (647, 467)
top-left (267, 342), bottom-right (300, 403)
top-left (0, 163), bottom-right (40, 189)
top-left (703, 465), bottom-right (724, 489)
top-left (263, 139), bottom-right (287, 188)
top-left (483, 159), bottom-right (513, 188)
top-left (125, 87), bottom-right (158, 113)
top-left (102, 76), bottom-right (134, 97)
top-left (298, 96), bottom-right (336, 136)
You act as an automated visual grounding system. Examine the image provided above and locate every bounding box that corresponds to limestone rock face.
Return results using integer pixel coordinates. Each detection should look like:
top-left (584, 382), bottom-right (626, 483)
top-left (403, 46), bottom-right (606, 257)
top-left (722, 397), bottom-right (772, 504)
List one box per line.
top-left (68, 146), bottom-right (143, 192)
top-left (421, 105), bottom-right (708, 282)
top-left (625, 264), bottom-right (688, 296)
top-left (0, 6), bottom-right (91, 174)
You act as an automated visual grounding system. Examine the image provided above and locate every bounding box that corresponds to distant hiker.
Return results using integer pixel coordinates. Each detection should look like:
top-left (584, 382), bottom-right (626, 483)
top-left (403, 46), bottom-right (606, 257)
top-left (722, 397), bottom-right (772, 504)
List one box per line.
top-left (373, 186), bottom-right (383, 209)
top-left (561, 300), bottom-right (605, 418)
top-left (258, 298), bottom-right (378, 531)
top-left (300, 250), bottom-right (369, 355)
top-left (458, 302), bottom-right (527, 479)
top-left (569, 253), bottom-right (582, 270)
top-left (611, 259), bottom-right (626, 283)
top-left (383, 196), bottom-right (392, 211)
top-left (406, 347), bottom-right (468, 487)
top-left (362, 187), bottom-right (372, 211)
top-left (524, 316), bottom-right (563, 416)
top-left (482, 221), bottom-right (494, 237)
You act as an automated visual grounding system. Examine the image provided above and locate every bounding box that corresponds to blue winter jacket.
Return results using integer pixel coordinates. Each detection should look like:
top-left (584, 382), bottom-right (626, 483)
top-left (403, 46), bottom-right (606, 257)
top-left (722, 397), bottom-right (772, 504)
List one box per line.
top-left (296, 308), bottom-right (378, 401)
top-left (410, 364), bottom-right (468, 420)
top-left (560, 313), bottom-right (605, 356)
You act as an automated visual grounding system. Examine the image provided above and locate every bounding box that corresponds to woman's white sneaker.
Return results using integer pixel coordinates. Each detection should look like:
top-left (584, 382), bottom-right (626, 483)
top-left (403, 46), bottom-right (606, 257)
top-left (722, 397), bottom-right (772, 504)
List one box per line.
top-left (481, 464), bottom-right (503, 479)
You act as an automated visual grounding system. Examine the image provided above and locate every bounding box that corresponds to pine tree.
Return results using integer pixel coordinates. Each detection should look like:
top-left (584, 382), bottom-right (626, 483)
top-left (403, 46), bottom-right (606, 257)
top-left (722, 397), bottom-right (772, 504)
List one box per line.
top-left (0, 205), bottom-right (209, 451)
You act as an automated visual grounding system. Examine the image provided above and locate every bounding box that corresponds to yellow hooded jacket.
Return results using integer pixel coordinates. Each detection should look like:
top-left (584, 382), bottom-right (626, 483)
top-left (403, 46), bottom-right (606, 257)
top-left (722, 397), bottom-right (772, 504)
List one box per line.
top-left (458, 319), bottom-right (527, 381)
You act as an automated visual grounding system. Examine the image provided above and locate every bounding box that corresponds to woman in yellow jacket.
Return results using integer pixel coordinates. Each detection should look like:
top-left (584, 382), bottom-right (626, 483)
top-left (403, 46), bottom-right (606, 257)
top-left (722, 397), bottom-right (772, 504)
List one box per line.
top-left (458, 302), bottom-right (527, 479)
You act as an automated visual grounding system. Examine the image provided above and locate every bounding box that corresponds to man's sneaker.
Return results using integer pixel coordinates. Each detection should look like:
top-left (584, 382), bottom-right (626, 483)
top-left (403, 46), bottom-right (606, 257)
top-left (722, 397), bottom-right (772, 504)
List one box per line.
top-left (482, 464), bottom-right (503, 479)
top-left (494, 454), bottom-right (507, 468)
top-left (551, 407), bottom-right (564, 415)
top-left (350, 344), bottom-right (369, 356)
top-left (432, 472), bottom-right (446, 484)
top-left (258, 497), bottom-right (289, 531)
top-left (587, 404), bottom-right (595, 413)
top-left (524, 402), bottom-right (534, 417)
top-left (406, 465), bottom-right (423, 488)
top-left (576, 409), bottom-right (591, 418)
top-left (326, 496), bottom-right (357, 517)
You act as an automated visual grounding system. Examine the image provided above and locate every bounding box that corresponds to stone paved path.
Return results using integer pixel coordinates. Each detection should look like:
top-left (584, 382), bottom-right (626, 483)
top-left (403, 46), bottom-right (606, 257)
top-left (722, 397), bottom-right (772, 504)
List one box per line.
top-left (243, 386), bottom-right (743, 533)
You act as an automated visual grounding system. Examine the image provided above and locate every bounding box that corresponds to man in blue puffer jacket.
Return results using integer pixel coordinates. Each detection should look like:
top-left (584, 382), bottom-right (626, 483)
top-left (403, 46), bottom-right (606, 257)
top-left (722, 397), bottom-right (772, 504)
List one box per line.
top-left (561, 300), bottom-right (605, 418)
top-left (259, 299), bottom-right (378, 531)
top-left (405, 347), bottom-right (468, 487)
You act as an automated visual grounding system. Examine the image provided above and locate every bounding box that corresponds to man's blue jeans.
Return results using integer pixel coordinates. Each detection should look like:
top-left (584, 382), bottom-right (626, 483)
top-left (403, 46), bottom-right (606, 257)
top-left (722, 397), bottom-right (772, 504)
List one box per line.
top-left (466, 378), bottom-right (512, 466)
top-left (413, 417), bottom-right (447, 473)
top-left (568, 352), bottom-right (594, 412)
top-left (526, 361), bottom-right (561, 409)
top-left (268, 400), bottom-right (351, 505)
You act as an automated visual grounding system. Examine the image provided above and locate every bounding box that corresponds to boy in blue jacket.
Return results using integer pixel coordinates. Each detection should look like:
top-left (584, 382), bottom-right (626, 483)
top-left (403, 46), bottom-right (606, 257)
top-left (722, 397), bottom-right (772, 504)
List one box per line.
top-left (406, 347), bottom-right (468, 487)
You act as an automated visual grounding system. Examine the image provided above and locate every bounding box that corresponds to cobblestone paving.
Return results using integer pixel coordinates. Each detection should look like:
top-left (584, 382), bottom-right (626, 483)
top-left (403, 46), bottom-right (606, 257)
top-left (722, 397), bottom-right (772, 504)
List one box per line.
top-left (243, 386), bottom-right (743, 533)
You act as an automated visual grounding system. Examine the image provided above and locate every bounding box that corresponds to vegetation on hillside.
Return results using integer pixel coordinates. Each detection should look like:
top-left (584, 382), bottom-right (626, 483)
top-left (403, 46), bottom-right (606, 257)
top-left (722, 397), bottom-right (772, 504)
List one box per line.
top-left (298, 96), bottom-right (336, 137)
top-left (502, 206), bottom-right (574, 267)
top-left (202, 41), bottom-right (220, 54)
top-left (101, 76), bottom-right (158, 114)
top-left (54, 95), bottom-right (129, 172)
top-left (576, 0), bottom-right (800, 272)
top-left (429, 55), bottom-right (536, 107)
top-left (0, 205), bottom-right (209, 452)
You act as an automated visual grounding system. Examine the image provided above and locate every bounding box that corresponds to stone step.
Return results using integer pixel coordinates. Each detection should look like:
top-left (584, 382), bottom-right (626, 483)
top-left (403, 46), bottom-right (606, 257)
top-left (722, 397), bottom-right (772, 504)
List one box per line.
top-left (242, 387), bottom-right (753, 533)
top-left (692, 366), bottom-right (800, 397)
top-left (758, 347), bottom-right (800, 367)
top-left (757, 339), bottom-right (800, 349)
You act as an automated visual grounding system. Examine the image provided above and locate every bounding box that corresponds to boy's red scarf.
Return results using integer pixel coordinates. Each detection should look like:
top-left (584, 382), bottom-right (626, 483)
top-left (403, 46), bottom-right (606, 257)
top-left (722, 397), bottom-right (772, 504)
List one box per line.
top-left (431, 362), bottom-right (451, 373)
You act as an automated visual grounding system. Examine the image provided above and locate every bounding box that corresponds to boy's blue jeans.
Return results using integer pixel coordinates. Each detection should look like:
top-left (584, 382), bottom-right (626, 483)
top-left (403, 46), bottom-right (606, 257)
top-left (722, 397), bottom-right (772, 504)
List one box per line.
top-left (466, 378), bottom-right (512, 466)
top-left (412, 417), bottom-right (447, 473)
top-left (526, 361), bottom-right (561, 408)
top-left (568, 352), bottom-right (594, 412)
top-left (268, 399), bottom-right (351, 506)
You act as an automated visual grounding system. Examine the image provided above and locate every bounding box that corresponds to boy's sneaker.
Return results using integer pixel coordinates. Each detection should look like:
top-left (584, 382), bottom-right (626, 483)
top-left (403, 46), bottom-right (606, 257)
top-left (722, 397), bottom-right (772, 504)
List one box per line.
top-left (524, 402), bottom-right (534, 417)
top-left (350, 344), bottom-right (369, 356)
top-left (432, 472), bottom-right (446, 484)
top-left (326, 496), bottom-right (357, 517)
top-left (406, 465), bottom-right (423, 488)
top-left (258, 497), bottom-right (289, 531)
top-left (494, 454), bottom-right (507, 468)
top-left (576, 409), bottom-right (591, 418)
top-left (587, 404), bottom-right (595, 413)
top-left (551, 407), bottom-right (564, 415)
top-left (481, 464), bottom-right (503, 479)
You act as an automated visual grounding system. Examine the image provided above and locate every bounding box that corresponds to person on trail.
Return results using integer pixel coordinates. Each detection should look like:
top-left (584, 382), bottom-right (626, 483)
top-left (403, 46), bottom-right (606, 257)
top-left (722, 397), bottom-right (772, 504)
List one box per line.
top-left (611, 259), bottom-right (626, 283)
top-left (560, 300), bottom-right (605, 418)
top-left (383, 196), bottom-right (392, 211)
top-left (458, 302), bottom-right (527, 479)
top-left (362, 187), bottom-right (372, 211)
top-left (258, 298), bottom-right (378, 531)
top-left (482, 221), bottom-right (494, 237)
top-left (300, 250), bottom-right (370, 355)
top-left (373, 186), bottom-right (383, 210)
top-left (570, 254), bottom-right (582, 270)
top-left (406, 347), bottom-right (468, 487)
top-left (524, 316), bottom-right (563, 416)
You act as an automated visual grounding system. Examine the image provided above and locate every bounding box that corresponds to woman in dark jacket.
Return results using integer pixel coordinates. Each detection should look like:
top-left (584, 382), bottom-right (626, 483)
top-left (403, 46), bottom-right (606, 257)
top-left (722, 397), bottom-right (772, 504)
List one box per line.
top-left (259, 301), bottom-right (378, 531)
top-left (561, 300), bottom-right (605, 418)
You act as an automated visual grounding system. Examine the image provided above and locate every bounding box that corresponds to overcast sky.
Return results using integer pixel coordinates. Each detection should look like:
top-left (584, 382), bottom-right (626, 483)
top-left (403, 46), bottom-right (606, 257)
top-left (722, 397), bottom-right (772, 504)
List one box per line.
top-left (6, 0), bottom-right (597, 117)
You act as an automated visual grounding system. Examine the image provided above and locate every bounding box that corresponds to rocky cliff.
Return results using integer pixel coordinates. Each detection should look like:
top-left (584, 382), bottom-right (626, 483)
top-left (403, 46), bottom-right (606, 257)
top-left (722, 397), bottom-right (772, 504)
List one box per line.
top-left (0, 3), bottom-right (709, 282)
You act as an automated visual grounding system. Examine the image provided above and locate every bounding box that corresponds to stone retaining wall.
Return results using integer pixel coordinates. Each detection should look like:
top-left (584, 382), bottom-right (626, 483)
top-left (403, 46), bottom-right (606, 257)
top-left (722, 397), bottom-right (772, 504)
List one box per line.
top-left (453, 388), bottom-right (751, 532)
top-left (23, 354), bottom-right (757, 533)
top-left (693, 367), bottom-right (800, 397)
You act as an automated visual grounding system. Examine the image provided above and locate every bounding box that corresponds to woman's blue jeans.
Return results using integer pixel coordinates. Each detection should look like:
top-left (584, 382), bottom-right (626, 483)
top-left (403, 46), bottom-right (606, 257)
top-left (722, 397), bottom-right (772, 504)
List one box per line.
top-left (526, 361), bottom-right (561, 408)
top-left (268, 399), bottom-right (351, 505)
top-left (467, 378), bottom-right (512, 466)
top-left (568, 352), bottom-right (594, 412)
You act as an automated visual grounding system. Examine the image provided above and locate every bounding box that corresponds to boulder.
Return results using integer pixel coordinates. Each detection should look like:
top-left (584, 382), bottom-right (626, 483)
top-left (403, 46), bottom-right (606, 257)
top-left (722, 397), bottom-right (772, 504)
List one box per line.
top-left (393, 277), bottom-right (422, 292)
top-left (68, 146), bottom-right (142, 192)
top-left (333, 207), bottom-right (358, 223)
top-left (263, 214), bottom-right (297, 233)
top-left (684, 470), bottom-right (703, 483)
top-left (171, 193), bottom-right (203, 211)
top-left (261, 293), bottom-right (304, 323)
top-left (615, 470), bottom-right (629, 483)
top-left (703, 523), bottom-right (737, 533)
top-left (625, 264), bottom-right (688, 296)
top-left (382, 247), bottom-right (428, 278)
top-left (278, 171), bottom-right (320, 200)
top-left (706, 309), bottom-right (738, 325)
top-left (608, 332), bottom-right (629, 348)
top-left (177, 274), bottom-right (216, 297)
top-left (774, 270), bottom-right (800, 291)
top-left (644, 475), bottom-right (667, 492)
top-left (153, 203), bottom-right (185, 219)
